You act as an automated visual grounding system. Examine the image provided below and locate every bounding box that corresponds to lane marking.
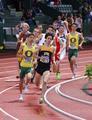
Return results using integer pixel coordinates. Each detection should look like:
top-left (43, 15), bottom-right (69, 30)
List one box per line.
top-left (0, 75), bottom-right (16, 80)
top-left (44, 76), bottom-right (86, 120)
top-left (0, 70), bottom-right (18, 74)
top-left (57, 77), bottom-right (92, 105)
top-left (0, 84), bottom-right (19, 120)
top-left (4, 79), bottom-right (19, 82)
top-left (1, 62), bottom-right (17, 66)
top-left (0, 108), bottom-right (19, 120)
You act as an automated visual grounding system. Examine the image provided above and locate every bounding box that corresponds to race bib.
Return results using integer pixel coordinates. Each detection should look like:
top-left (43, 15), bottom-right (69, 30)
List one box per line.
top-left (40, 56), bottom-right (49, 63)
top-left (25, 50), bottom-right (32, 62)
top-left (70, 37), bottom-right (76, 48)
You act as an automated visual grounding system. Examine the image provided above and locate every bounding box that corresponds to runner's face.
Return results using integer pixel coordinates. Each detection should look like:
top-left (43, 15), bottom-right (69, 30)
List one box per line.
top-left (47, 28), bottom-right (53, 34)
top-left (33, 29), bottom-right (40, 36)
top-left (46, 36), bottom-right (53, 44)
top-left (58, 26), bottom-right (64, 33)
top-left (71, 25), bottom-right (77, 31)
top-left (53, 23), bottom-right (58, 29)
top-left (22, 25), bottom-right (29, 32)
top-left (28, 35), bottom-right (34, 43)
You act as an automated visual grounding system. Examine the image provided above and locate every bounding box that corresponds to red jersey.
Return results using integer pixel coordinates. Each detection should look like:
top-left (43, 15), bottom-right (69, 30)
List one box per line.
top-left (54, 35), bottom-right (60, 61)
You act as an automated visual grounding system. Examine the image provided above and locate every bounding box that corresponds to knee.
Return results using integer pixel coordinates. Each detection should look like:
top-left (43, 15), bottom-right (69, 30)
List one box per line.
top-left (71, 56), bottom-right (76, 62)
top-left (43, 71), bottom-right (50, 83)
top-left (27, 73), bottom-right (32, 80)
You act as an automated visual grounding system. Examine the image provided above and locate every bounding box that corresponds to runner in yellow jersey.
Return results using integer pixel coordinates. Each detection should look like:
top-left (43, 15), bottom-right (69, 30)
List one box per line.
top-left (17, 33), bottom-right (37, 101)
top-left (67, 23), bottom-right (84, 79)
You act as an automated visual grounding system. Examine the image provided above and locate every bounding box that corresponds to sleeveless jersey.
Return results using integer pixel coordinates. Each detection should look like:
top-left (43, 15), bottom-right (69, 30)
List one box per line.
top-left (58, 34), bottom-right (66, 46)
top-left (20, 43), bottom-right (36, 67)
top-left (38, 44), bottom-right (54, 68)
top-left (68, 33), bottom-right (79, 49)
top-left (58, 34), bottom-right (66, 60)
top-left (54, 35), bottom-right (60, 61)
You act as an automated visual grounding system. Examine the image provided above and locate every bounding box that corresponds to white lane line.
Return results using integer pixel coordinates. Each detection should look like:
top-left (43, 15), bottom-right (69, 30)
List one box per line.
top-left (0, 75), bottom-right (19, 82)
top-left (0, 70), bottom-right (18, 74)
top-left (0, 75), bottom-right (16, 80)
top-left (0, 108), bottom-right (19, 120)
top-left (1, 62), bottom-right (17, 65)
top-left (4, 79), bottom-right (19, 82)
top-left (44, 76), bottom-right (86, 120)
top-left (57, 77), bottom-right (92, 105)
top-left (0, 84), bottom-right (19, 120)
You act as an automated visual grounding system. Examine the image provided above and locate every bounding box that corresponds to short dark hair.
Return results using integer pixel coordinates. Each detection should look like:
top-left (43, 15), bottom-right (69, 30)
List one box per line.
top-left (28, 33), bottom-right (34, 37)
top-left (47, 25), bottom-right (55, 30)
top-left (45, 33), bottom-right (54, 39)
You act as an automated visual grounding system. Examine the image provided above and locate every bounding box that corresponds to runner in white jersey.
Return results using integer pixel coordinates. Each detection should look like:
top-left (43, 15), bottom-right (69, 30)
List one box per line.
top-left (61, 19), bottom-right (69, 36)
top-left (56, 15), bottom-right (69, 36)
top-left (55, 25), bottom-right (67, 80)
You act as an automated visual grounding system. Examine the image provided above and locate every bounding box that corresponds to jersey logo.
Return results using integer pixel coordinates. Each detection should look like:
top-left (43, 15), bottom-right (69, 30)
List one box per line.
top-left (70, 37), bottom-right (77, 47)
top-left (25, 50), bottom-right (33, 62)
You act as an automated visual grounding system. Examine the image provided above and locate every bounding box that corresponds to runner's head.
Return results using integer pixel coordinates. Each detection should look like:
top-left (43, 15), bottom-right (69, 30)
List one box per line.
top-left (22, 23), bottom-right (30, 32)
top-left (71, 23), bottom-right (78, 31)
top-left (58, 25), bottom-right (64, 33)
top-left (33, 28), bottom-right (40, 37)
top-left (26, 33), bottom-right (34, 43)
top-left (45, 33), bottom-right (54, 45)
top-left (46, 25), bottom-right (55, 35)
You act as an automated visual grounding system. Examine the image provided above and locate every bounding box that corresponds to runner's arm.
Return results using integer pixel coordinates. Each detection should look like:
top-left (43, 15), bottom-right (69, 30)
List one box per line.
top-left (16, 44), bottom-right (24, 59)
top-left (66, 34), bottom-right (70, 50)
top-left (78, 33), bottom-right (84, 48)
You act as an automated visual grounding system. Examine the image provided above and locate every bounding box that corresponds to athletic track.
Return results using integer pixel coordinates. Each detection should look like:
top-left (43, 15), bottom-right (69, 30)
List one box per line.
top-left (0, 44), bottom-right (92, 120)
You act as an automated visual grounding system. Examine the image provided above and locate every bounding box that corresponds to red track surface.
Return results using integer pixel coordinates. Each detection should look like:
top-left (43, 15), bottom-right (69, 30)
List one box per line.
top-left (0, 45), bottom-right (92, 120)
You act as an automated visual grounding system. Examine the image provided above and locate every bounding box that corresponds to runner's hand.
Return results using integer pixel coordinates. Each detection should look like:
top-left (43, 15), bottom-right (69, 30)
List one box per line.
top-left (79, 45), bottom-right (83, 49)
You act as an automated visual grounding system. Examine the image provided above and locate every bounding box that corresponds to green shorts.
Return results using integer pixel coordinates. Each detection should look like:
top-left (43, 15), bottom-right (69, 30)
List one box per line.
top-left (20, 67), bottom-right (33, 79)
top-left (68, 48), bottom-right (78, 61)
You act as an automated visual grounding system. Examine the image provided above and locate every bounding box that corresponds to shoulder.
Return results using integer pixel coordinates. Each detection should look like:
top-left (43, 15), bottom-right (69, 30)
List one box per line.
top-left (50, 45), bottom-right (56, 52)
top-left (21, 43), bottom-right (26, 48)
top-left (76, 32), bottom-right (82, 37)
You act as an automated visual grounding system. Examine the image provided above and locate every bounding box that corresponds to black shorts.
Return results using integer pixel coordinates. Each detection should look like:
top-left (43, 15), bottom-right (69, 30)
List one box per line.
top-left (36, 65), bottom-right (50, 75)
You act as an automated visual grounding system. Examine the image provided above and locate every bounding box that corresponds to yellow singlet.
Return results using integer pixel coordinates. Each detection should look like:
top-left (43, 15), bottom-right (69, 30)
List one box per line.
top-left (20, 43), bottom-right (36, 67)
top-left (68, 33), bottom-right (79, 49)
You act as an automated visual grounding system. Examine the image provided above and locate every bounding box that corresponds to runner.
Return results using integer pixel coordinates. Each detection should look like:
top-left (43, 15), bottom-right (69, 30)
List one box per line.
top-left (55, 25), bottom-right (67, 80)
top-left (17, 33), bottom-right (37, 101)
top-left (66, 23), bottom-right (84, 79)
top-left (16, 22), bottom-right (31, 78)
top-left (17, 22), bottom-right (30, 51)
top-left (34, 33), bottom-right (56, 104)
top-left (34, 25), bottom-right (55, 89)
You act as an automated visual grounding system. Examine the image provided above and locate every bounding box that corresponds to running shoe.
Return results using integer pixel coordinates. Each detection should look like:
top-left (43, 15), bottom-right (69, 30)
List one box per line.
top-left (56, 72), bottom-right (61, 80)
top-left (19, 94), bottom-right (24, 101)
top-left (39, 97), bottom-right (44, 104)
top-left (39, 83), bottom-right (43, 90)
top-left (72, 74), bottom-right (76, 79)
